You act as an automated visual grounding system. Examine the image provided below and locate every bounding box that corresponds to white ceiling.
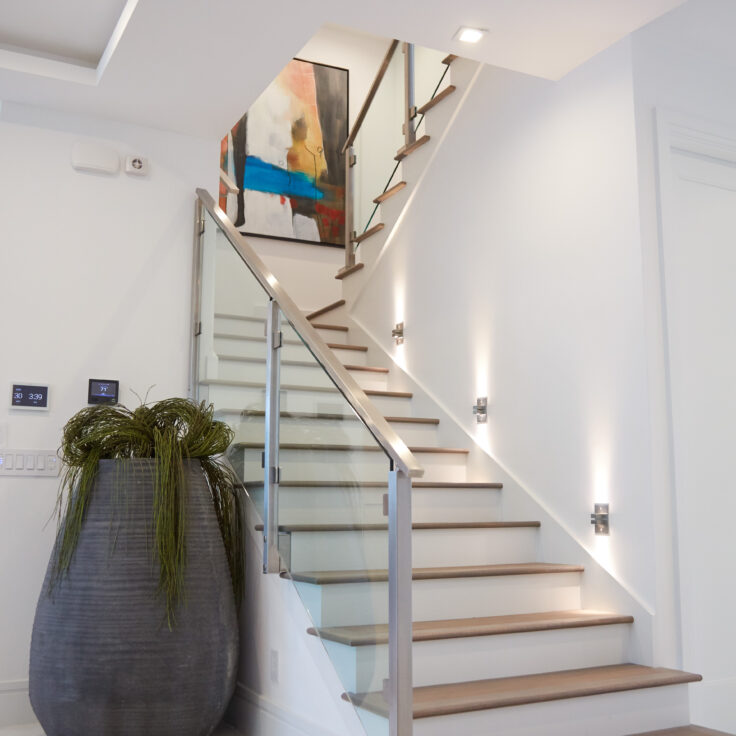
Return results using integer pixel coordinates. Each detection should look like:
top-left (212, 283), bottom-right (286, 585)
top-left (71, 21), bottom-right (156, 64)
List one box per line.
top-left (0, 0), bottom-right (687, 139)
top-left (0, 0), bottom-right (128, 65)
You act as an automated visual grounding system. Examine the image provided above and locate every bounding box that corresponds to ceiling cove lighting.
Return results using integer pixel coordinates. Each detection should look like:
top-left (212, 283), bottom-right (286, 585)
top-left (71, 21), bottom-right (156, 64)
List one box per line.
top-left (455, 26), bottom-right (487, 44)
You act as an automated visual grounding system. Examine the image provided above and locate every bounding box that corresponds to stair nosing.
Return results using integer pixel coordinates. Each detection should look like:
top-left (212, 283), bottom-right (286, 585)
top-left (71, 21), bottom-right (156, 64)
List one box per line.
top-left (240, 480), bottom-right (502, 489)
top-left (259, 521), bottom-right (539, 533)
top-left (335, 262), bottom-right (365, 280)
top-left (373, 181), bottom-right (407, 204)
top-left (234, 442), bottom-right (467, 454)
top-left (308, 610), bottom-right (635, 646)
top-left (395, 134), bottom-right (431, 161)
top-left (344, 664), bottom-right (702, 719)
top-left (285, 562), bottom-right (585, 585)
top-left (216, 355), bottom-right (387, 373)
top-left (442, 53), bottom-right (458, 65)
top-left (216, 409), bottom-right (436, 424)
top-left (416, 85), bottom-right (457, 116)
top-left (200, 379), bottom-right (411, 398)
top-left (353, 223), bottom-right (385, 244)
top-left (307, 299), bottom-right (345, 321)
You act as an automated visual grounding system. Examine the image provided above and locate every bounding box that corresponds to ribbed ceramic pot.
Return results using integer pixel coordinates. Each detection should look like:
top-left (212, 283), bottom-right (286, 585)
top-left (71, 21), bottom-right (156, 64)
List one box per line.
top-left (29, 459), bottom-right (238, 736)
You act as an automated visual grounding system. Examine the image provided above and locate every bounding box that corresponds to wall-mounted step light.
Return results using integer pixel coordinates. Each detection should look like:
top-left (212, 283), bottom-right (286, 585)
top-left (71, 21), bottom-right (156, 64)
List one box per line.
top-left (473, 397), bottom-right (488, 423)
top-left (591, 503), bottom-right (610, 535)
top-left (392, 322), bottom-right (404, 345)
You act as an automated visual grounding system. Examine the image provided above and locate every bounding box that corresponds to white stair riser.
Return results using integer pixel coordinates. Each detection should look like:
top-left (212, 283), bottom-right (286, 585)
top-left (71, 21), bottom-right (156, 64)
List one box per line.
top-left (243, 486), bottom-right (503, 525)
top-left (201, 383), bottom-right (410, 417)
top-left (228, 415), bottom-right (439, 447)
top-left (289, 527), bottom-right (538, 572)
top-left (216, 359), bottom-right (390, 391)
top-left (324, 624), bottom-right (631, 693)
top-left (213, 335), bottom-right (369, 366)
top-left (235, 446), bottom-right (467, 483)
top-left (293, 572), bottom-right (582, 627)
top-left (411, 684), bottom-right (691, 736)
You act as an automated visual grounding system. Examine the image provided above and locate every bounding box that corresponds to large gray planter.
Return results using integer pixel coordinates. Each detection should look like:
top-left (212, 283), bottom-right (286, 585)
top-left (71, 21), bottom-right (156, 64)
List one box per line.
top-left (30, 459), bottom-right (238, 736)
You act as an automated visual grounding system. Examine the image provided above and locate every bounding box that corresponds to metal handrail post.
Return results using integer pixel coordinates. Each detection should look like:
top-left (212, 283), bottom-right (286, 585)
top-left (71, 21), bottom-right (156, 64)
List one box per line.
top-left (263, 299), bottom-right (282, 573)
top-left (403, 43), bottom-right (417, 147)
top-left (188, 199), bottom-right (204, 399)
top-left (388, 468), bottom-right (413, 735)
top-left (345, 146), bottom-right (356, 269)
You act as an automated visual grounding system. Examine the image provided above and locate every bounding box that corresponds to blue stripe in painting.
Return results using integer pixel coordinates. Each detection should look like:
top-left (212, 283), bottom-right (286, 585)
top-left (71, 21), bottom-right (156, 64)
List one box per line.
top-left (243, 156), bottom-right (324, 200)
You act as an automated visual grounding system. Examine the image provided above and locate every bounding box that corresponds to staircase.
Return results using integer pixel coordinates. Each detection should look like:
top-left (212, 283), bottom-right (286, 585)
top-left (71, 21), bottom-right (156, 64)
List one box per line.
top-left (193, 39), bottom-right (716, 736)
top-left (215, 303), bottom-right (696, 736)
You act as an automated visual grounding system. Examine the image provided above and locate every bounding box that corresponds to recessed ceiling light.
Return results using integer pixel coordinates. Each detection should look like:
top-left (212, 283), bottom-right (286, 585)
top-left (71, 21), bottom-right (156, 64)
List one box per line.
top-left (455, 26), bottom-right (487, 44)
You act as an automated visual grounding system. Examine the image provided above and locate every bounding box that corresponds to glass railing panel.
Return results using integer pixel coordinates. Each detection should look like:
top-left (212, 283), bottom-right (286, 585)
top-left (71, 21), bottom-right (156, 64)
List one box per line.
top-left (414, 46), bottom-right (451, 137)
top-left (352, 46), bottom-right (405, 237)
top-left (277, 307), bottom-right (393, 735)
top-left (195, 197), bottom-right (411, 735)
top-left (196, 207), bottom-right (271, 518)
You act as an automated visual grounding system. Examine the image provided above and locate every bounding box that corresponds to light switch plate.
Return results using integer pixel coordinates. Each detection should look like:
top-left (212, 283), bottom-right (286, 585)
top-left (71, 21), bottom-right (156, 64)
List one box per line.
top-left (0, 449), bottom-right (61, 477)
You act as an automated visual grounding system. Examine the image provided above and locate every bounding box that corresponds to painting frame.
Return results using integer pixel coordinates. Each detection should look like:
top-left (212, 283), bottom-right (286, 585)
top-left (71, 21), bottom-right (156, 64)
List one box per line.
top-left (220, 57), bottom-right (350, 249)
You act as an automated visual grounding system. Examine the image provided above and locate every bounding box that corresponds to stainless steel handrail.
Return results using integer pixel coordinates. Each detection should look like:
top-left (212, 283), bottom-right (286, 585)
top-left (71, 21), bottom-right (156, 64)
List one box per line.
top-left (195, 188), bottom-right (424, 480)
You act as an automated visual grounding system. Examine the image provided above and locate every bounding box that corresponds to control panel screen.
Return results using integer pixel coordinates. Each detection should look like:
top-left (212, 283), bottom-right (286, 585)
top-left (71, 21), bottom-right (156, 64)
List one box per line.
top-left (88, 379), bottom-right (119, 405)
top-left (12, 384), bottom-right (49, 408)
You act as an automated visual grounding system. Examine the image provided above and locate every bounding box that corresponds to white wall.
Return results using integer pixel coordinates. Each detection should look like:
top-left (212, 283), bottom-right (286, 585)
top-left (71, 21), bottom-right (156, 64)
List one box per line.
top-left (0, 100), bottom-right (218, 726)
top-left (351, 39), bottom-right (658, 609)
top-left (632, 0), bottom-right (736, 727)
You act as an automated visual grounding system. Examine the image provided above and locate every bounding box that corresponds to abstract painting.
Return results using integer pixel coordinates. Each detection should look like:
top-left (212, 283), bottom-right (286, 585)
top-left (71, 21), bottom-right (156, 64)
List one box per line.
top-left (220, 58), bottom-right (348, 247)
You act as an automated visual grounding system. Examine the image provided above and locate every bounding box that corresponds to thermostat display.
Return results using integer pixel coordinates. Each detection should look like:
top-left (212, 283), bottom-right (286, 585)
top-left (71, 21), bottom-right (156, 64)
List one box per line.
top-left (88, 379), bottom-right (119, 405)
top-left (12, 384), bottom-right (49, 409)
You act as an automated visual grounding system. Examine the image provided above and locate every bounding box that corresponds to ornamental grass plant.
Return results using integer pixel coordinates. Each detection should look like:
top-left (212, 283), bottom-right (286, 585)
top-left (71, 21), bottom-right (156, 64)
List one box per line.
top-left (52, 398), bottom-right (243, 626)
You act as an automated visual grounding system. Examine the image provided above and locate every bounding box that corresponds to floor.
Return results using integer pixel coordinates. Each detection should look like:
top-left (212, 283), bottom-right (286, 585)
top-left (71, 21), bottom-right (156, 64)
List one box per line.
top-left (0, 723), bottom-right (241, 736)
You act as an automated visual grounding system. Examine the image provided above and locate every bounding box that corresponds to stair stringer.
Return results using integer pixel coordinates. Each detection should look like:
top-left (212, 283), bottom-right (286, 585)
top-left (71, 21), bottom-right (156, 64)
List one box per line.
top-left (229, 495), bottom-right (366, 736)
top-left (339, 310), bottom-right (657, 667)
top-left (341, 57), bottom-right (484, 307)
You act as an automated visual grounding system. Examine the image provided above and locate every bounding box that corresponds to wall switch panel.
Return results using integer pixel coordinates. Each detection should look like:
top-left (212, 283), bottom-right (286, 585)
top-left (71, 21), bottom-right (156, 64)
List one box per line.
top-left (0, 449), bottom-right (61, 477)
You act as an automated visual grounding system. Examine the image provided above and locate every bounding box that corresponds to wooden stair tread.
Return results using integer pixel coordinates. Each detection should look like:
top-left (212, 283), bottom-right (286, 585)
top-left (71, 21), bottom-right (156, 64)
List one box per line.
top-left (259, 521), bottom-right (539, 533)
top-left (373, 181), bottom-right (407, 204)
top-left (326, 341), bottom-right (368, 352)
top-left (234, 442), bottom-right (467, 454)
top-left (217, 355), bottom-right (387, 373)
top-left (201, 379), bottom-right (411, 398)
top-left (384, 415), bottom-right (439, 424)
top-left (286, 562), bottom-right (584, 585)
top-left (417, 85), bottom-right (457, 116)
top-left (310, 322), bottom-right (348, 332)
top-left (214, 312), bottom-right (261, 322)
top-left (307, 299), bottom-right (345, 320)
top-left (627, 728), bottom-right (736, 736)
top-left (335, 262), bottom-right (365, 280)
top-left (353, 223), bottom-right (385, 244)
top-left (345, 664), bottom-right (702, 719)
top-left (242, 480), bottom-right (502, 489)
top-left (214, 332), bottom-right (303, 346)
top-left (224, 409), bottom-right (435, 424)
top-left (442, 53), bottom-right (458, 65)
top-left (309, 609), bottom-right (635, 646)
top-left (395, 135), bottom-right (431, 161)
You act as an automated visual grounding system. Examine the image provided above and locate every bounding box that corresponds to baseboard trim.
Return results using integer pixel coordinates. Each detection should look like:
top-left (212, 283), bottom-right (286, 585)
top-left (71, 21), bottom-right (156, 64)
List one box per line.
top-left (232, 683), bottom-right (348, 736)
top-left (0, 680), bottom-right (28, 695)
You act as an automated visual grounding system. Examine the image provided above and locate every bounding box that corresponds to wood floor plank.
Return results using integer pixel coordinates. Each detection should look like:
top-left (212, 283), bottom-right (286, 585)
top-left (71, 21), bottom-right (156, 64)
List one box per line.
top-left (286, 562), bottom-right (584, 585)
top-left (309, 609), bottom-right (634, 646)
top-left (345, 664), bottom-right (701, 718)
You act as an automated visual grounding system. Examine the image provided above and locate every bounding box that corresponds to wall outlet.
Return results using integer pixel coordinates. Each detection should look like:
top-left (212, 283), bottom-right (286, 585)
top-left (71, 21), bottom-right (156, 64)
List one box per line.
top-left (269, 649), bottom-right (279, 684)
